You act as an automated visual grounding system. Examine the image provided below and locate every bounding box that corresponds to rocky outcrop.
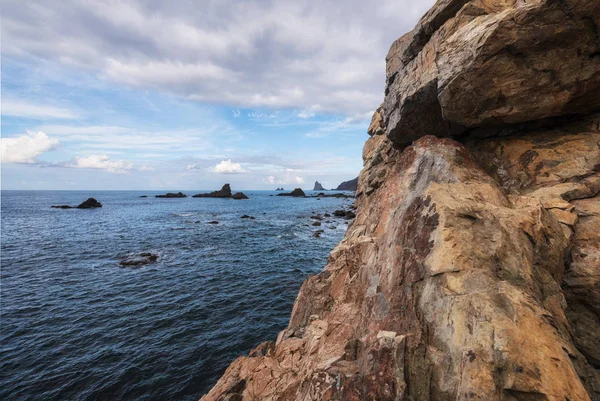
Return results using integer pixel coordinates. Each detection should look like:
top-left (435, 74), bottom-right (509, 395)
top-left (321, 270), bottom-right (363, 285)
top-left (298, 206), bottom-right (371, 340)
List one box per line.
top-left (381, 0), bottom-right (600, 146)
top-left (193, 184), bottom-right (232, 198)
top-left (314, 181), bottom-right (326, 191)
top-left (335, 177), bottom-right (358, 191)
top-left (156, 192), bottom-right (187, 198)
top-left (51, 198), bottom-right (103, 209)
top-left (277, 188), bottom-right (306, 197)
top-left (201, 1), bottom-right (600, 400)
top-left (232, 192), bottom-right (249, 200)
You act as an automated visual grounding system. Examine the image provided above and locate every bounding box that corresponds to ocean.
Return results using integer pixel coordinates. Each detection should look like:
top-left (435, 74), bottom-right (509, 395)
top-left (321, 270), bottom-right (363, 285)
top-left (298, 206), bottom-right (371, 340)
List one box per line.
top-left (0, 190), bottom-right (354, 401)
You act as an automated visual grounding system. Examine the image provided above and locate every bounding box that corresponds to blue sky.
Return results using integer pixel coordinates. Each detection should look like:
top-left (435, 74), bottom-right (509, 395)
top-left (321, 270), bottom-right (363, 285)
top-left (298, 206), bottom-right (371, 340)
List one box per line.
top-left (0, 0), bottom-right (434, 190)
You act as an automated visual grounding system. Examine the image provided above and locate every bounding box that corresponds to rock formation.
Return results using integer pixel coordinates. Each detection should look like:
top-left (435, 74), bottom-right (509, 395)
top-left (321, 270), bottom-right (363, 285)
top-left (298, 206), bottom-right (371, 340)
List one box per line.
top-left (232, 192), bottom-right (249, 200)
top-left (336, 177), bottom-right (358, 191)
top-left (51, 198), bottom-right (102, 209)
top-left (314, 181), bottom-right (326, 191)
top-left (201, 1), bottom-right (600, 400)
top-left (277, 188), bottom-right (306, 197)
top-left (155, 192), bottom-right (187, 198)
top-left (193, 184), bottom-right (232, 198)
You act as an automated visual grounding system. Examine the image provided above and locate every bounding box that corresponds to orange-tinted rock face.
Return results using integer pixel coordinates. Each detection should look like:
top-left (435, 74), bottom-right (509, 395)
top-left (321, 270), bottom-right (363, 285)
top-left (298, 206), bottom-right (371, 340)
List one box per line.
top-left (201, 1), bottom-right (600, 400)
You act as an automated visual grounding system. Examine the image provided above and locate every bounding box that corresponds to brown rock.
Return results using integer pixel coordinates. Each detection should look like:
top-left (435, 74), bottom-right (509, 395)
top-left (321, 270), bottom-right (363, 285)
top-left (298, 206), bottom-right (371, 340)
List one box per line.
top-left (383, 0), bottom-right (600, 145)
top-left (201, 1), bottom-right (600, 400)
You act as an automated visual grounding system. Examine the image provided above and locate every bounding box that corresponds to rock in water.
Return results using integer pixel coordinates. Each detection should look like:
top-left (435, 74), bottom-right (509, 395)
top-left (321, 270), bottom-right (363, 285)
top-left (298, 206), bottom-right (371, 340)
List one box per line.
top-left (335, 177), bottom-right (358, 191)
top-left (155, 192), bottom-right (186, 198)
top-left (193, 184), bottom-right (232, 198)
top-left (201, 1), bottom-right (600, 400)
top-left (76, 198), bottom-right (102, 208)
top-left (52, 198), bottom-right (102, 209)
top-left (313, 181), bottom-right (325, 191)
top-left (232, 192), bottom-right (249, 200)
top-left (276, 188), bottom-right (306, 197)
top-left (119, 252), bottom-right (158, 267)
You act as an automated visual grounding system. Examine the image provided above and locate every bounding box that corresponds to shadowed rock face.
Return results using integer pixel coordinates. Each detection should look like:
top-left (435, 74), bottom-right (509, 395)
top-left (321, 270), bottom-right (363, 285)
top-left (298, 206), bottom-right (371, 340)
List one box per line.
top-left (335, 177), bottom-right (358, 191)
top-left (381, 0), bottom-right (600, 146)
top-left (201, 1), bottom-right (600, 400)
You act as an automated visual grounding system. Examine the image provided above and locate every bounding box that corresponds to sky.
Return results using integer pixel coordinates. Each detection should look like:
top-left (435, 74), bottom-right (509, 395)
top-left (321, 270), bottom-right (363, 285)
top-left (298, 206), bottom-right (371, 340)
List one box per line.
top-left (0, 0), bottom-right (435, 190)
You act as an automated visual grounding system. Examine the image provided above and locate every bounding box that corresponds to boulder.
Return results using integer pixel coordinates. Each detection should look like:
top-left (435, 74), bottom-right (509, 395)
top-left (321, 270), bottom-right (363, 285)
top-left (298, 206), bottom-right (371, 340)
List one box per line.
top-left (382, 0), bottom-right (600, 146)
top-left (207, 221), bottom-right (219, 225)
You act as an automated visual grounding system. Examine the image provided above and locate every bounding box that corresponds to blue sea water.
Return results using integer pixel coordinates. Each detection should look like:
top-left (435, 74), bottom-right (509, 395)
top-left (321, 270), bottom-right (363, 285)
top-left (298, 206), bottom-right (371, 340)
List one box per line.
top-left (0, 190), bottom-right (354, 401)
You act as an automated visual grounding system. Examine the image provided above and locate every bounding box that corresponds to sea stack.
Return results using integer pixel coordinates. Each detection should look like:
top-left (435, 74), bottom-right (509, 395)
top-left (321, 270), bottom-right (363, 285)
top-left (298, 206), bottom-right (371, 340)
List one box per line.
top-left (202, 1), bottom-right (600, 400)
top-left (313, 181), bottom-right (325, 191)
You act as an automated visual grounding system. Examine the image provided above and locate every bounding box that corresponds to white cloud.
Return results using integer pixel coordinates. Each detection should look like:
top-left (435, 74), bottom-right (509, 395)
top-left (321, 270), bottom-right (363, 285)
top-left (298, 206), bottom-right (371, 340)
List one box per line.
top-left (232, 109), bottom-right (241, 118)
top-left (67, 155), bottom-right (133, 173)
top-left (295, 176), bottom-right (304, 184)
top-left (212, 159), bottom-right (246, 174)
top-left (2, 100), bottom-right (78, 120)
top-left (139, 164), bottom-right (155, 171)
top-left (187, 163), bottom-right (198, 170)
top-left (1, 131), bottom-right (59, 163)
top-left (266, 175), bottom-right (276, 184)
top-left (0, 0), bottom-right (436, 116)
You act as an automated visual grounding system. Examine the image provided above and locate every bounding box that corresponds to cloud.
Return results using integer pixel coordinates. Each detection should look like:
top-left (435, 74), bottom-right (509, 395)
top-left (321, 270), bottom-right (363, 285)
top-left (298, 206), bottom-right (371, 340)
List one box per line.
top-left (1, 131), bottom-right (59, 163)
top-left (0, 0), bottom-right (436, 116)
top-left (67, 154), bottom-right (133, 173)
top-left (295, 176), bottom-right (304, 184)
top-left (212, 159), bottom-right (246, 174)
top-left (266, 175), bottom-right (276, 184)
top-left (2, 100), bottom-right (78, 120)
top-left (232, 109), bottom-right (241, 118)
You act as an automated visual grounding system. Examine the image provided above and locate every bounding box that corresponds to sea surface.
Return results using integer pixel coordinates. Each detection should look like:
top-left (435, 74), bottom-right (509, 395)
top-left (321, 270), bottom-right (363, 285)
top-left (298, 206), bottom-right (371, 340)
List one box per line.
top-left (0, 190), bottom-right (354, 401)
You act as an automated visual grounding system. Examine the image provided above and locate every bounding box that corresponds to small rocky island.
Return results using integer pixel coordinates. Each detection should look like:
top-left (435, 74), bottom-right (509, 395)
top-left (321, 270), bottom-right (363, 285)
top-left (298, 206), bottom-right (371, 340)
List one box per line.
top-left (155, 192), bottom-right (187, 198)
top-left (193, 184), bottom-right (249, 199)
top-left (313, 181), bottom-right (325, 191)
top-left (51, 198), bottom-right (102, 209)
top-left (275, 187), bottom-right (284, 191)
top-left (276, 188), bottom-right (306, 197)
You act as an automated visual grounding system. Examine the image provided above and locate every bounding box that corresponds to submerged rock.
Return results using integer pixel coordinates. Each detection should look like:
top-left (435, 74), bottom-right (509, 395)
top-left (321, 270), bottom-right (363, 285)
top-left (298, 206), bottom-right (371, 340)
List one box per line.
top-left (155, 192), bottom-right (186, 198)
top-left (207, 221), bottom-right (219, 225)
top-left (193, 184), bottom-right (232, 198)
top-left (277, 188), bottom-right (306, 197)
top-left (240, 215), bottom-right (255, 219)
top-left (119, 252), bottom-right (158, 267)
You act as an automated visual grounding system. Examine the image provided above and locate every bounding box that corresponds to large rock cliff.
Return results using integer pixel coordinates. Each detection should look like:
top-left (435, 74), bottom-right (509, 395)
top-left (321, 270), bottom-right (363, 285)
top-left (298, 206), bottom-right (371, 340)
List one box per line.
top-left (201, 0), bottom-right (600, 400)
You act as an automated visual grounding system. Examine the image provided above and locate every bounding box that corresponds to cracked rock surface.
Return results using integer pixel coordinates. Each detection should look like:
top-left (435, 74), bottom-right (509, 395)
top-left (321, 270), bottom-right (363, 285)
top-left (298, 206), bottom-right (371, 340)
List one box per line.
top-left (201, 1), bottom-right (600, 400)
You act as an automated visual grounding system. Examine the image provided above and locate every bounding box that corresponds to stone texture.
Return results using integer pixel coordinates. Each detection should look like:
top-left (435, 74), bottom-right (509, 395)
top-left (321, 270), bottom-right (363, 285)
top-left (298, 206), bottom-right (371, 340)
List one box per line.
top-left (201, 1), bottom-right (600, 399)
top-left (383, 0), bottom-right (600, 145)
